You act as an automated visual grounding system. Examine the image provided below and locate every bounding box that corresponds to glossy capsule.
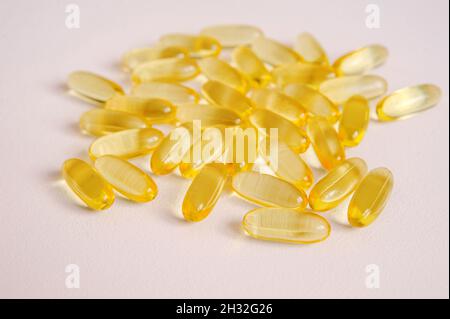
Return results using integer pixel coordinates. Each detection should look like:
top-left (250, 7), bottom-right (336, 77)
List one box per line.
top-left (79, 109), bottom-right (148, 136)
top-left (251, 37), bottom-right (301, 66)
top-left (62, 158), bottom-right (114, 210)
top-left (198, 57), bottom-right (247, 93)
top-left (94, 155), bottom-right (157, 202)
top-left (242, 208), bottom-right (331, 244)
top-left (159, 34), bottom-right (221, 58)
top-left (271, 62), bottom-right (332, 88)
top-left (182, 163), bottom-right (228, 222)
top-left (348, 168), bottom-right (394, 227)
top-left (89, 128), bottom-right (164, 160)
top-left (68, 71), bottom-right (124, 104)
top-left (200, 24), bottom-right (264, 47)
top-left (132, 58), bottom-right (200, 83)
top-left (232, 171), bottom-right (308, 209)
top-left (333, 45), bottom-right (388, 76)
top-left (376, 84), bottom-right (441, 121)
top-left (131, 81), bottom-right (200, 104)
top-left (122, 46), bottom-right (188, 72)
top-left (175, 104), bottom-right (241, 127)
top-left (294, 33), bottom-right (329, 65)
top-left (231, 46), bottom-right (271, 87)
top-left (309, 158), bottom-right (367, 211)
top-left (338, 96), bottom-right (370, 147)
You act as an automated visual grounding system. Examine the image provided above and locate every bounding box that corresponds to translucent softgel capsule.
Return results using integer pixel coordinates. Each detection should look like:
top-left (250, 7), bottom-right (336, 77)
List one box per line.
top-left (159, 34), bottom-right (221, 58)
top-left (132, 58), bottom-right (200, 83)
top-left (89, 128), bottom-right (163, 160)
top-left (333, 45), bottom-right (388, 76)
top-left (175, 104), bottom-right (241, 127)
top-left (79, 109), bottom-right (148, 136)
top-left (68, 71), bottom-right (124, 104)
top-left (200, 24), bottom-right (264, 47)
top-left (122, 46), bottom-right (188, 72)
top-left (94, 155), bottom-right (157, 202)
top-left (272, 62), bottom-right (332, 88)
top-left (232, 46), bottom-right (271, 87)
top-left (294, 33), bottom-right (329, 65)
top-left (338, 96), bottom-right (370, 147)
top-left (348, 168), bottom-right (394, 227)
top-left (376, 84), bottom-right (441, 121)
top-left (131, 81), bottom-right (200, 105)
top-left (198, 57), bottom-right (247, 93)
top-left (62, 158), bottom-right (114, 210)
top-left (309, 158), bottom-right (367, 211)
top-left (242, 208), bottom-right (330, 244)
top-left (251, 37), bottom-right (301, 66)
top-left (232, 171), bottom-right (308, 209)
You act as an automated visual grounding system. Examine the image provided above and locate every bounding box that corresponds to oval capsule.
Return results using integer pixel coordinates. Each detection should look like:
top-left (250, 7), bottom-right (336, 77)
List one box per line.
top-left (131, 81), bottom-right (200, 105)
top-left (231, 46), bottom-right (271, 87)
top-left (175, 103), bottom-right (241, 127)
top-left (338, 96), bottom-right (370, 147)
top-left (200, 24), bottom-right (263, 47)
top-left (122, 46), bottom-right (188, 72)
top-left (62, 158), bottom-right (115, 210)
top-left (198, 57), bottom-right (247, 93)
top-left (272, 62), bottom-right (332, 88)
top-left (251, 37), bottom-right (301, 66)
top-left (333, 45), bottom-right (388, 76)
top-left (68, 71), bottom-right (124, 104)
top-left (132, 57), bottom-right (200, 83)
top-left (159, 34), bottom-right (221, 58)
top-left (294, 32), bottom-right (329, 65)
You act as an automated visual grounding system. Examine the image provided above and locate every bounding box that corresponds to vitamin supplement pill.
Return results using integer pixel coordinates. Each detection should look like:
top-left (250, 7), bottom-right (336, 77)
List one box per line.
top-left (62, 158), bottom-right (114, 210)
top-left (182, 163), bottom-right (228, 222)
top-left (68, 71), bottom-right (124, 104)
top-left (251, 37), bottom-right (301, 66)
top-left (319, 75), bottom-right (388, 105)
top-left (231, 46), bottom-right (271, 87)
top-left (376, 84), bottom-right (441, 121)
top-left (175, 103), bottom-right (241, 127)
top-left (309, 158), bottom-right (367, 211)
top-left (333, 45), bottom-right (388, 76)
top-left (232, 171), bottom-right (308, 209)
top-left (79, 109), bottom-right (148, 136)
top-left (242, 208), bottom-right (330, 244)
top-left (271, 62), bottom-right (331, 88)
top-left (200, 24), bottom-right (264, 47)
top-left (348, 167), bottom-right (394, 227)
top-left (294, 32), bottom-right (329, 65)
top-left (89, 128), bottom-right (164, 160)
top-left (131, 81), bottom-right (200, 104)
top-left (94, 155), bottom-right (157, 202)
top-left (306, 117), bottom-right (345, 170)
top-left (198, 57), bottom-right (247, 93)
top-left (132, 58), bottom-right (199, 83)
top-left (338, 96), bottom-right (370, 146)
top-left (122, 46), bottom-right (188, 72)
top-left (159, 34), bottom-right (221, 58)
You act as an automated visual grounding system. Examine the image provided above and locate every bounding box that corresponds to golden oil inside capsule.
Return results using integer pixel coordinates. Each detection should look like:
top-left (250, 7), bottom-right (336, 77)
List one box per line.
top-left (79, 109), bottom-right (149, 136)
top-left (309, 158), bottom-right (367, 211)
top-left (68, 71), bottom-right (124, 104)
top-left (271, 62), bottom-right (332, 88)
top-left (132, 58), bottom-right (200, 83)
top-left (200, 24), bottom-right (264, 47)
top-left (231, 46), bottom-right (271, 87)
top-left (94, 155), bottom-right (157, 202)
top-left (319, 75), bottom-right (388, 105)
top-left (306, 117), bottom-right (346, 170)
top-left (376, 84), bottom-right (442, 121)
top-left (62, 158), bottom-right (115, 210)
top-left (159, 34), bottom-right (221, 58)
top-left (131, 81), bottom-right (200, 105)
top-left (122, 46), bottom-right (188, 72)
top-left (338, 96), bottom-right (370, 147)
top-left (89, 128), bottom-right (164, 160)
top-left (198, 57), bottom-right (248, 93)
top-left (175, 104), bottom-right (241, 127)
top-left (333, 45), bottom-right (388, 76)
top-left (182, 163), bottom-right (228, 222)
top-left (242, 208), bottom-right (330, 244)
top-left (251, 37), bottom-right (301, 66)
top-left (294, 32), bottom-right (329, 65)
top-left (232, 171), bottom-right (308, 209)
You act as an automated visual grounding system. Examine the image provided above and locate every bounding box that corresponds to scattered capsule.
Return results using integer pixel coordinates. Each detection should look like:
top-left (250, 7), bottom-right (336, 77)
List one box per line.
top-left (198, 57), bottom-right (247, 93)
top-left (242, 208), bottom-right (330, 244)
top-left (62, 158), bottom-right (115, 210)
top-left (294, 32), bottom-right (329, 65)
top-left (348, 168), bottom-right (394, 227)
top-left (94, 155), bottom-right (157, 202)
top-left (200, 24), bottom-right (264, 47)
top-left (132, 57), bottom-right (200, 83)
top-left (131, 81), bottom-right (200, 105)
top-left (251, 37), bottom-right (301, 66)
top-left (79, 109), bottom-right (148, 136)
top-left (159, 34), bottom-right (221, 58)
top-left (271, 62), bottom-right (332, 88)
top-left (122, 46), bottom-right (188, 72)
top-left (68, 71), bottom-right (124, 104)
top-left (175, 103), bottom-right (241, 127)
top-left (338, 96), bottom-right (370, 147)
top-left (333, 45), bottom-right (388, 76)
top-left (376, 84), bottom-right (442, 121)
top-left (231, 46), bottom-right (271, 87)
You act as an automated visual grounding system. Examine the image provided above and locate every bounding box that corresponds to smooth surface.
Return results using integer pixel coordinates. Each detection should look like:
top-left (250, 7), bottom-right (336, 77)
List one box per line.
top-left (131, 81), bottom-right (200, 104)
top-left (198, 57), bottom-right (247, 93)
top-left (338, 95), bottom-right (370, 146)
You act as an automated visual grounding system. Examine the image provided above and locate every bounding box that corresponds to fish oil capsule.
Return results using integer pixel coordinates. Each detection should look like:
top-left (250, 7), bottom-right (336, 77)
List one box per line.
top-left (132, 58), bottom-right (200, 83)
top-left (306, 117), bottom-right (345, 170)
top-left (309, 158), bottom-right (367, 211)
top-left (319, 75), bottom-right (388, 105)
top-left (131, 81), bottom-right (200, 105)
top-left (200, 24), bottom-right (264, 47)
top-left (68, 71), bottom-right (124, 104)
top-left (62, 158), bottom-right (114, 210)
top-left (159, 34), bottom-right (221, 58)
top-left (122, 46), bottom-right (188, 72)
top-left (242, 208), bottom-right (330, 244)
top-left (294, 33), bottom-right (329, 65)
top-left (251, 37), bottom-right (301, 66)
top-left (182, 163), bottom-right (228, 222)
top-left (201, 81), bottom-right (253, 116)
top-left (272, 62), bottom-right (332, 88)
top-left (79, 109), bottom-right (149, 136)
top-left (175, 104), bottom-right (241, 127)
top-left (232, 171), bottom-right (308, 209)
top-left (198, 57), bottom-right (248, 93)
top-left (348, 168), bottom-right (394, 227)
top-left (89, 128), bottom-right (164, 160)
top-left (333, 45), bottom-right (388, 76)
top-left (94, 155), bottom-right (157, 202)
top-left (283, 83), bottom-right (340, 123)
top-left (231, 46), bottom-right (271, 87)
top-left (376, 84), bottom-right (441, 121)
top-left (338, 96), bottom-right (370, 146)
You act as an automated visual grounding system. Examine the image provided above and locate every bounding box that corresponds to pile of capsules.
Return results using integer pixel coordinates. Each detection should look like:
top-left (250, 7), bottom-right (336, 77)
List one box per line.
top-left (62, 25), bottom-right (442, 244)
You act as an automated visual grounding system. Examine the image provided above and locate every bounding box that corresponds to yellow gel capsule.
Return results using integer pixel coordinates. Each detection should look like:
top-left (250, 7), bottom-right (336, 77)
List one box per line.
top-left (89, 128), bottom-right (164, 160)
top-left (122, 46), bottom-right (188, 72)
top-left (159, 34), bottom-right (221, 58)
top-left (232, 171), bottom-right (308, 209)
top-left (338, 96), bottom-right (370, 147)
top-left (283, 83), bottom-right (340, 123)
top-left (376, 84), bottom-right (442, 121)
top-left (242, 208), bottom-right (330, 244)
top-left (68, 71), bottom-right (124, 104)
top-left (319, 75), bottom-right (388, 105)
top-left (231, 46), bottom-right (271, 87)
top-left (348, 168), bottom-right (394, 227)
top-left (333, 45), bottom-right (388, 76)
top-left (249, 109), bottom-right (310, 153)
top-left (198, 57), bottom-right (248, 93)
top-left (62, 158), bottom-right (115, 210)
top-left (200, 24), bottom-right (264, 47)
top-left (271, 62), bottom-right (332, 88)
top-left (175, 104), bottom-right (241, 127)
top-left (79, 109), bottom-right (149, 136)
top-left (94, 155), bottom-right (157, 202)
top-left (182, 163), bottom-right (228, 222)
top-left (131, 81), bottom-right (199, 105)
top-left (306, 117), bottom-right (346, 170)
top-left (309, 158), bottom-right (368, 211)
top-left (294, 32), bottom-right (329, 65)
top-left (132, 58), bottom-right (200, 83)
top-left (251, 37), bottom-right (301, 66)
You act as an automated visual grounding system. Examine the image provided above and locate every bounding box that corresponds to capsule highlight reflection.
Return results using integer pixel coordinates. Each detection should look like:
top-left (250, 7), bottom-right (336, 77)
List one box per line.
top-left (333, 45), bottom-right (388, 76)
top-left (338, 96), bottom-right (370, 147)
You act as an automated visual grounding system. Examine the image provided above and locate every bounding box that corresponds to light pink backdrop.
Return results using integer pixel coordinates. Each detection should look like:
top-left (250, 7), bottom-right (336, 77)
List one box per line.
top-left (0, 0), bottom-right (448, 298)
